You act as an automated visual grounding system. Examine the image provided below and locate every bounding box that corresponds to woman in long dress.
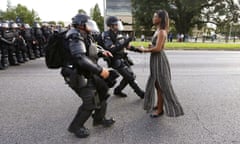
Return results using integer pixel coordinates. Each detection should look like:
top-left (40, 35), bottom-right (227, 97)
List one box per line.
top-left (139, 10), bottom-right (184, 117)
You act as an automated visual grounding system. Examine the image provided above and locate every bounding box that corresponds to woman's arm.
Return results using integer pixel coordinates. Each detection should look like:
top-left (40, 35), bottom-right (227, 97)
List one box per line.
top-left (144, 30), bottom-right (166, 53)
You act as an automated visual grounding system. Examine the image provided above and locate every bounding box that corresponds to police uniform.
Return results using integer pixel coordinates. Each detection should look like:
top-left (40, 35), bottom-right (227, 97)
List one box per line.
top-left (0, 22), bottom-right (19, 67)
top-left (61, 14), bottom-right (115, 138)
top-left (103, 16), bottom-right (144, 99)
top-left (21, 24), bottom-right (35, 60)
top-left (32, 23), bottom-right (45, 57)
top-left (11, 23), bottom-right (25, 63)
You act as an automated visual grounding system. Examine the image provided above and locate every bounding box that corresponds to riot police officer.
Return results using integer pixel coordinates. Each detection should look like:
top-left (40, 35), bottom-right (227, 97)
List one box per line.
top-left (32, 22), bottom-right (45, 57)
top-left (61, 14), bottom-right (115, 138)
top-left (20, 23), bottom-right (35, 60)
top-left (0, 21), bottom-right (19, 67)
top-left (10, 22), bottom-right (25, 63)
top-left (103, 16), bottom-right (144, 99)
top-left (0, 22), bottom-right (2, 69)
top-left (0, 23), bottom-right (8, 70)
top-left (41, 22), bottom-right (52, 43)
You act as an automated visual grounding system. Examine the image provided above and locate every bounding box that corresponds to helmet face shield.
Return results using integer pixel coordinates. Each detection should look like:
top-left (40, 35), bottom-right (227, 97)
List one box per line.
top-left (24, 24), bottom-right (30, 29)
top-left (11, 23), bottom-right (18, 28)
top-left (86, 19), bottom-right (100, 33)
top-left (2, 23), bottom-right (9, 28)
top-left (117, 21), bottom-right (124, 31)
top-left (36, 23), bottom-right (41, 28)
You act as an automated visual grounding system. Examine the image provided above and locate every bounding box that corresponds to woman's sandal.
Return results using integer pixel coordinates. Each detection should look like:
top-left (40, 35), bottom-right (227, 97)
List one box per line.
top-left (150, 111), bottom-right (164, 118)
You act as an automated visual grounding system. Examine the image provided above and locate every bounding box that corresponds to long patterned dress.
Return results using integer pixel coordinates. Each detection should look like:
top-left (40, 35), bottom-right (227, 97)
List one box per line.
top-left (144, 30), bottom-right (184, 117)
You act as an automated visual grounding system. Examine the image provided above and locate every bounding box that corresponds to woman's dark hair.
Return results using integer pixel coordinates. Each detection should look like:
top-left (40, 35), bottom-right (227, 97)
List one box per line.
top-left (155, 10), bottom-right (169, 30)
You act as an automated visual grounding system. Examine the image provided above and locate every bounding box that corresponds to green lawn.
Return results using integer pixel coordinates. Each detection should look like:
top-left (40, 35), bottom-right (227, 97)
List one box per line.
top-left (131, 41), bottom-right (240, 50)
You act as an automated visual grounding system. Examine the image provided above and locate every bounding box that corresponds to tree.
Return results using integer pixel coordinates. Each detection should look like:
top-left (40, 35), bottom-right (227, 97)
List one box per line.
top-left (132, 0), bottom-right (240, 36)
top-left (78, 9), bottom-right (86, 14)
top-left (0, 3), bottom-right (40, 25)
top-left (48, 21), bottom-right (56, 25)
top-left (202, 0), bottom-right (240, 42)
top-left (132, 0), bottom-right (162, 36)
top-left (91, 4), bottom-right (104, 31)
top-left (58, 21), bottom-right (65, 27)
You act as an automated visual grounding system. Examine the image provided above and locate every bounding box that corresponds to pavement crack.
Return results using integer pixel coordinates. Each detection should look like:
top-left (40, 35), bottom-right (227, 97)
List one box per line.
top-left (192, 110), bottom-right (225, 143)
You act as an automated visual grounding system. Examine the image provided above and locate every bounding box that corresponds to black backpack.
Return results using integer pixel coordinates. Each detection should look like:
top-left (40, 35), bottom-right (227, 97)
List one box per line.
top-left (45, 31), bottom-right (67, 69)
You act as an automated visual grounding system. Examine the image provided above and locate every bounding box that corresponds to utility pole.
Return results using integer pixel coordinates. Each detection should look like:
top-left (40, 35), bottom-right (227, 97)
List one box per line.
top-left (103, 0), bottom-right (107, 31)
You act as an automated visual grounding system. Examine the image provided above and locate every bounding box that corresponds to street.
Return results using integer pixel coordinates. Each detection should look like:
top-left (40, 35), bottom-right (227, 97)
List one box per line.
top-left (1, 50), bottom-right (240, 144)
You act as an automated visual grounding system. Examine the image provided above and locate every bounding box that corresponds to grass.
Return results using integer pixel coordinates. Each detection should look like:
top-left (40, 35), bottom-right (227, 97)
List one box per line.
top-left (131, 41), bottom-right (240, 50)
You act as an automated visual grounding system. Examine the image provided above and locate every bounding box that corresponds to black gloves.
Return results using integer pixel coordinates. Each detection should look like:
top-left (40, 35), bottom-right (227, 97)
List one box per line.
top-left (105, 70), bottom-right (119, 88)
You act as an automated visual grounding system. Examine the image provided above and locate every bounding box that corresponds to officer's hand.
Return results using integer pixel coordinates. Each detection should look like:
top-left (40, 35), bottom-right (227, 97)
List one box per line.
top-left (100, 68), bottom-right (110, 79)
top-left (102, 51), bottom-right (113, 57)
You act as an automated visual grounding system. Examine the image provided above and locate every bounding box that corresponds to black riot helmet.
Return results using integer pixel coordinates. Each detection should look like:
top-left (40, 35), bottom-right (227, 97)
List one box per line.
top-left (72, 14), bottom-right (99, 33)
top-left (33, 22), bottom-right (41, 28)
top-left (72, 14), bottom-right (90, 26)
top-left (106, 16), bottom-right (124, 31)
top-left (106, 16), bottom-right (118, 26)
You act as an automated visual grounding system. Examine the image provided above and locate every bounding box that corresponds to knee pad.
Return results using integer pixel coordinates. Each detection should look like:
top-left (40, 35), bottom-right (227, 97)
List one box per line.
top-left (118, 66), bottom-right (136, 81)
top-left (81, 88), bottom-right (100, 110)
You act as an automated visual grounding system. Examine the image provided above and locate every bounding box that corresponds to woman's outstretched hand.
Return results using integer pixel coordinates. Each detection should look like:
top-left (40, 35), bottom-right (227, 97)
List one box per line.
top-left (138, 47), bottom-right (146, 53)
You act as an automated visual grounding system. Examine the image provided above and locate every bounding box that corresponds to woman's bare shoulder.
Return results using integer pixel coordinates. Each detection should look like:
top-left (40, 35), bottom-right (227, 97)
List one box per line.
top-left (158, 30), bottom-right (167, 37)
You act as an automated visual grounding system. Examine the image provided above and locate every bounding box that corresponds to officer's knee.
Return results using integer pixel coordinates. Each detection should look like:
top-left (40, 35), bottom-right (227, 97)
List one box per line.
top-left (81, 89), bottom-right (99, 111)
top-left (119, 67), bottom-right (135, 81)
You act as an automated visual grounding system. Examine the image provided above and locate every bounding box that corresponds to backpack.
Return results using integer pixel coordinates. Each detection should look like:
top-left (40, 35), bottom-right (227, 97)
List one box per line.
top-left (45, 31), bottom-right (67, 69)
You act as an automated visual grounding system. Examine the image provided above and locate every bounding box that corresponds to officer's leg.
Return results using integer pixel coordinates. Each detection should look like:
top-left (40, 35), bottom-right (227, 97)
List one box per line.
top-left (61, 68), bottom-right (94, 138)
top-left (8, 46), bottom-right (19, 66)
top-left (116, 66), bottom-right (144, 98)
top-left (92, 76), bottom-right (115, 127)
top-left (39, 40), bottom-right (45, 57)
top-left (16, 46), bottom-right (24, 63)
top-left (1, 47), bottom-right (9, 68)
top-left (33, 43), bottom-right (40, 58)
top-left (0, 48), bottom-right (4, 70)
top-left (68, 87), bottom-right (97, 138)
top-left (22, 46), bottom-right (29, 62)
top-left (114, 77), bottom-right (128, 97)
top-left (27, 41), bottom-right (35, 60)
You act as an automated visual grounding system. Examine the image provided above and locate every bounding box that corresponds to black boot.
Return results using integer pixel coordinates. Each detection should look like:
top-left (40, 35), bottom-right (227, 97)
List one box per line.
top-left (2, 57), bottom-right (9, 68)
top-left (9, 54), bottom-right (19, 66)
top-left (22, 52), bottom-right (29, 62)
top-left (0, 61), bottom-right (4, 70)
top-left (16, 51), bottom-right (24, 63)
top-left (92, 101), bottom-right (115, 127)
top-left (1, 49), bottom-right (9, 68)
top-left (70, 126), bottom-right (90, 138)
top-left (28, 47), bottom-right (35, 60)
top-left (114, 79), bottom-right (128, 97)
top-left (68, 106), bottom-right (92, 137)
top-left (34, 49), bottom-right (40, 58)
top-left (136, 90), bottom-right (145, 99)
top-left (114, 90), bottom-right (127, 97)
top-left (129, 80), bottom-right (145, 99)
top-left (93, 117), bottom-right (115, 127)
top-left (39, 46), bottom-right (45, 57)
top-left (33, 45), bottom-right (40, 58)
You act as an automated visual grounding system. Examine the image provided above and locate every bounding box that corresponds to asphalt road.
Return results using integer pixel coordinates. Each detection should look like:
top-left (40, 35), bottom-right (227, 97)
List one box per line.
top-left (1, 50), bottom-right (240, 144)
